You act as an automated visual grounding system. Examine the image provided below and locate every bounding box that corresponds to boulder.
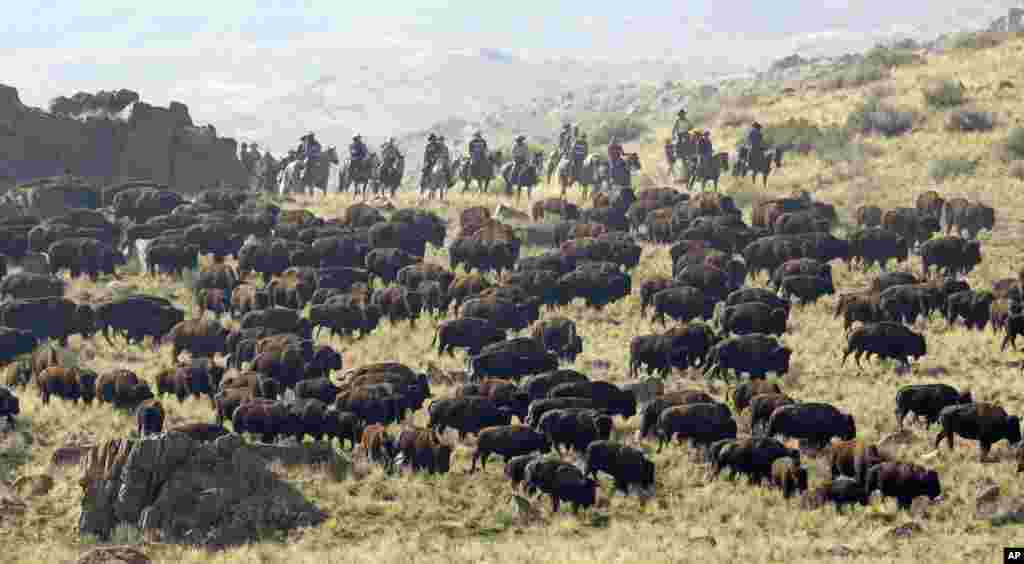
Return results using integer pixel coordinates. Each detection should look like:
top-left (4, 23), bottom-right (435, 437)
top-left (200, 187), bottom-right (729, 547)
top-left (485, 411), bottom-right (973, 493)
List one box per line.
top-left (77, 432), bottom-right (333, 546)
top-left (2, 175), bottom-right (101, 218)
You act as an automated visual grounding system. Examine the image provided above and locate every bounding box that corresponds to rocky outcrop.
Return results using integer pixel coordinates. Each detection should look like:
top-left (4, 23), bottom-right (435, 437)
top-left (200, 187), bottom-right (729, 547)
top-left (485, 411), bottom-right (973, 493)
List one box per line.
top-left (0, 85), bottom-right (247, 194)
top-left (988, 8), bottom-right (1024, 33)
top-left (77, 432), bottom-right (333, 546)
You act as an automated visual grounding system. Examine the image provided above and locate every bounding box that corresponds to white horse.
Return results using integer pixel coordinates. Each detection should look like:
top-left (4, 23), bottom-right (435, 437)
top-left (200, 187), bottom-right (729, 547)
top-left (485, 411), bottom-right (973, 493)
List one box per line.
top-left (277, 161), bottom-right (303, 196)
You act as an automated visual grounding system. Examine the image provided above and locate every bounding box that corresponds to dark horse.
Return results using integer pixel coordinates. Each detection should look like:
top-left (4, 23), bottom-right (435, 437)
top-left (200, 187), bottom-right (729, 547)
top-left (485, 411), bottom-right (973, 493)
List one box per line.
top-left (458, 152), bottom-right (499, 193)
top-left (733, 146), bottom-right (784, 187)
top-left (688, 152), bottom-right (730, 192)
top-left (300, 147), bottom-right (339, 195)
top-left (422, 153), bottom-right (454, 200)
top-left (340, 152), bottom-right (378, 198)
top-left (501, 158), bottom-right (539, 202)
top-left (374, 153), bottom-right (404, 198)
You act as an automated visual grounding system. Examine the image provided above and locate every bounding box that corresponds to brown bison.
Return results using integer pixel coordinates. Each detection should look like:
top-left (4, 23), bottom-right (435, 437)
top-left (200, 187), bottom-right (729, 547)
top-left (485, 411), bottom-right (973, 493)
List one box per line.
top-left (397, 427), bottom-right (452, 474)
top-left (771, 457), bottom-right (809, 499)
top-left (36, 366), bottom-right (98, 405)
top-left (471, 424), bottom-right (552, 472)
top-left (828, 439), bottom-right (887, 484)
top-left (935, 402), bottom-right (1021, 460)
top-left (361, 423), bottom-right (398, 465)
top-left (136, 399), bottom-right (165, 436)
top-left (865, 461), bottom-right (941, 510)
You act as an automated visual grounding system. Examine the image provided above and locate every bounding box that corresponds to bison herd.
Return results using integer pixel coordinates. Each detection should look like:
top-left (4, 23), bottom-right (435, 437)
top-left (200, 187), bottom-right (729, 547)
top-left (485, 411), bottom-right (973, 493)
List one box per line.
top-left (0, 179), bottom-right (1020, 521)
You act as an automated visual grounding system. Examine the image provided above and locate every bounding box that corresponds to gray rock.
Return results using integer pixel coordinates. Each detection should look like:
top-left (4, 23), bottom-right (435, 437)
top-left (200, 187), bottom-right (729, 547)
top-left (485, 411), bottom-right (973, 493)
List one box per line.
top-left (78, 431), bottom-right (334, 546)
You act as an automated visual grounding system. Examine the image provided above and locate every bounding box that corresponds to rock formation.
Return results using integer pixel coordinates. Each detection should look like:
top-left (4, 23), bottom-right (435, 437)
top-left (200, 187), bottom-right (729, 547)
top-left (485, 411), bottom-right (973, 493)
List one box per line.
top-left (0, 85), bottom-right (248, 194)
top-left (78, 432), bottom-right (335, 546)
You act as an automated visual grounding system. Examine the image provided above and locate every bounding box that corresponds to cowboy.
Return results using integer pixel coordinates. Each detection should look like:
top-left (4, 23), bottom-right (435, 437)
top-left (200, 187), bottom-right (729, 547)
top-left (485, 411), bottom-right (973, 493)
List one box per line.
top-left (421, 133), bottom-right (439, 182)
top-left (746, 121), bottom-right (764, 167)
top-left (381, 137), bottom-right (401, 162)
top-left (558, 123), bottom-right (573, 156)
top-left (698, 131), bottom-right (714, 161)
top-left (672, 108), bottom-right (692, 144)
top-left (435, 135), bottom-right (451, 184)
top-left (512, 135), bottom-right (530, 182)
top-left (607, 136), bottom-right (624, 164)
top-left (301, 133), bottom-right (322, 162)
top-left (468, 131), bottom-right (488, 163)
top-left (350, 135), bottom-right (368, 162)
top-left (571, 132), bottom-right (588, 177)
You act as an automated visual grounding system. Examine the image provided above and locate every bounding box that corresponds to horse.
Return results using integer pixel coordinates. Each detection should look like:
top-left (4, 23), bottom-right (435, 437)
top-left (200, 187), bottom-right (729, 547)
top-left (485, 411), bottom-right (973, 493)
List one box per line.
top-left (277, 160), bottom-right (303, 197)
top-left (672, 135), bottom-right (698, 182)
top-left (340, 152), bottom-right (378, 198)
top-left (687, 152), bottom-right (730, 192)
top-left (545, 149), bottom-right (563, 184)
top-left (609, 153), bottom-right (642, 190)
top-left (374, 153), bottom-right (404, 198)
top-left (298, 147), bottom-right (338, 196)
top-left (459, 152), bottom-right (498, 193)
top-left (734, 146), bottom-right (783, 187)
top-left (501, 160), bottom-right (538, 202)
top-left (422, 153), bottom-right (454, 200)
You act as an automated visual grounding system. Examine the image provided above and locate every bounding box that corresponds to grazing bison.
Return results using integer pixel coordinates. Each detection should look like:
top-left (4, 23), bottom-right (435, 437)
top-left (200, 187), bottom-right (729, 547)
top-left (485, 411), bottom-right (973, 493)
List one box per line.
top-left (895, 384), bottom-right (972, 431)
top-left (397, 427), bottom-right (453, 474)
top-left (433, 317), bottom-right (507, 357)
top-left (704, 333), bottom-right (792, 380)
top-left (232, 399), bottom-right (301, 443)
top-left (807, 477), bottom-right (870, 511)
top-left (779, 275), bottom-right (834, 304)
top-left (711, 437), bottom-right (799, 484)
top-left (842, 322), bottom-right (926, 368)
top-left (35, 367), bottom-right (97, 405)
top-left (856, 205), bottom-right (883, 228)
top-left (638, 391), bottom-right (715, 439)
top-left (865, 461), bottom-right (941, 510)
top-left (829, 439), bottom-right (887, 484)
top-left (944, 289), bottom-right (994, 330)
top-left (729, 380), bottom-right (782, 413)
top-left (97, 369), bottom-right (154, 410)
top-left (919, 236), bottom-right (982, 278)
top-left (721, 302), bottom-right (787, 336)
top-left (471, 424), bottom-right (552, 472)
top-left (469, 349), bottom-right (559, 382)
top-left (169, 318), bottom-right (230, 361)
top-left (523, 458), bottom-right (598, 513)
top-left (771, 457), bottom-right (809, 499)
top-left (0, 386), bottom-right (19, 424)
top-left (530, 317), bottom-right (583, 363)
top-left (766, 402), bottom-right (857, 448)
top-left (651, 286), bottom-right (713, 326)
top-left (656, 402), bottom-right (736, 453)
top-left (942, 199), bottom-right (994, 239)
top-left (505, 453), bottom-right (542, 492)
top-left (0, 327), bottom-right (39, 365)
top-left (749, 393), bottom-right (796, 433)
top-left (547, 380), bottom-right (637, 418)
top-left (522, 370), bottom-right (590, 402)
top-left (583, 440), bottom-right (655, 495)
top-left (935, 402), bottom-right (1021, 460)
top-left (537, 408), bottom-right (613, 454)
top-left (361, 423), bottom-right (398, 464)
top-left (427, 396), bottom-right (514, 440)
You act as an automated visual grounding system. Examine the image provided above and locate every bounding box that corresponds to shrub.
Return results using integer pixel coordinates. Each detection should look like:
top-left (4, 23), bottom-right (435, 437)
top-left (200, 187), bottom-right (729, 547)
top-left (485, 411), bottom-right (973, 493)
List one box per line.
top-left (816, 128), bottom-right (869, 165)
top-left (922, 79), bottom-right (966, 108)
top-left (1010, 160), bottom-right (1024, 182)
top-left (945, 109), bottom-right (995, 132)
top-left (822, 63), bottom-right (886, 90)
top-left (928, 157), bottom-right (979, 183)
top-left (1006, 127), bottom-right (1024, 160)
top-left (953, 31), bottom-right (1004, 50)
top-left (864, 45), bottom-right (923, 68)
top-left (589, 117), bottom-right (651, 146)
top-left (846, 97), bottom-right (916, 137)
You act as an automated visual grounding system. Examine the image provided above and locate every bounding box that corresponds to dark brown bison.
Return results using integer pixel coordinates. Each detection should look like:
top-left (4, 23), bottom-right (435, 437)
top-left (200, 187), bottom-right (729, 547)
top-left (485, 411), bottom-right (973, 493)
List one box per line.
top-left (35, 366), bottom-right (98, 405)
top-left (638, 391), bottom-right (715, 439)
top-left (169, 318), bottom-right (229, 360)
top-left (232, 399), bottom-right (301, 443)
top-left (471, 424), bottom-right (552, 472)
top-left (433, 317), bottom-right (506, 357)
top-left (767, 402), bottom-right (856, 448)
top-left (806, 476), bottom-right (869, 511)
top-left (361, 423), bottom-right (397, 464)
top-left (935, 402), bottom-right (1021, 460)
top-left (896, 383), bottom-right (973, 431)
top-left (656, 402), bottom-right (736, 453)
top-left (749, 393), bottom-right (796, 433)
top-left (842, 322), bottom-right (926, 368)
top-left (919, 236), bottom-right (982, 278)
top-left (168, 422), bottom-right (230, 442)
top-left (536, 408), bottom-right (613, 454)
top-left (704, 333), bottom-right (792, 380)
top-left (523, 458), bottom-right (598, 513)
top-left (771, 457), bottom-right (809, 499)
top-left (530, 317), bottom-right (583, 363)
top-left (828, 439), bottom-right (887, 484)
top-left (728, 380), bottom-right (782, 413)
top-left (855, 205), bottom-right (883, 227)
top-left (583, 440), bottom-right (655, 495)
top-left (547, 380), bottom-right (637, 418)
top-left (865, 461), bottom-right (941, 510)
top-left (396, 427), bottom-right (453, 474)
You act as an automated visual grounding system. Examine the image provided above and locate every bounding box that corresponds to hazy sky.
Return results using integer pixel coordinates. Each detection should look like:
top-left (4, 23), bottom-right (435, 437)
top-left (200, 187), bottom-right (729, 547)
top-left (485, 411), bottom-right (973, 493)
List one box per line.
top-left (1, 1), bottom-right (1015, 152)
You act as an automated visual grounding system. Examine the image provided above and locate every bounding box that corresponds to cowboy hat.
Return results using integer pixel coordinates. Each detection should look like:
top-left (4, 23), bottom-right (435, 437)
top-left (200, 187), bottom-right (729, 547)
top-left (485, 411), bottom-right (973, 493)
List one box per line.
top-left (516, 135), bottom-right (526, 141)
top-left (753, 122), bottom-right (762, 128)
top-left (678, 108), bottom-right (687, 115)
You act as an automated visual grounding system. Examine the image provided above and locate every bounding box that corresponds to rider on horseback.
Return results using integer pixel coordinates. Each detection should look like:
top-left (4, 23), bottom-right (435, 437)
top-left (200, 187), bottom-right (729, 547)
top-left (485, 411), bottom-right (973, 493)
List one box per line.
top-left (608, 137), bottom-right (628, 187)
top-left (672, 109), bottom-right (692, 146)
top-left (512, 135), bottom-right (530, 183)
top-left (746, 121), bottom-right (764, 167)
top-left (697, 130), bottom-right (714, 168)
top-left (558, 123), bottom-right (573, 157)
top-left (468, 131), bottom-right (488, 164)
top-left (571, 132), bottom-right (588, 177)
top-left (301, 133), bottom-right (322, 163)
top-left (381, 137), bottom-right (401, 162)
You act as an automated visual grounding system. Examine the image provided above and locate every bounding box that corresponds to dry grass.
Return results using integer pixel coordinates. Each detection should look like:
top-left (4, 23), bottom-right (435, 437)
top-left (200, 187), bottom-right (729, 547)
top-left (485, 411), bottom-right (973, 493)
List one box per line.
top-left (6, 36), bottom-right (1024, 564)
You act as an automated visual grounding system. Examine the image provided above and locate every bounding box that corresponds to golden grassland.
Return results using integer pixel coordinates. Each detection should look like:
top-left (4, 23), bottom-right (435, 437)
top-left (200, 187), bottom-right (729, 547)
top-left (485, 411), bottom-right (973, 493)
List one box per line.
top-left (6, 36), bottom-right (1024, 564)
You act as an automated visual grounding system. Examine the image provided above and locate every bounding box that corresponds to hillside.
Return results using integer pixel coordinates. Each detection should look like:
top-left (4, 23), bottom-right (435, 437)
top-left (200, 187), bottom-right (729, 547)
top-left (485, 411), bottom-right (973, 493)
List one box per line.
top-left (5, 25), bottom-right (1024, 564)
